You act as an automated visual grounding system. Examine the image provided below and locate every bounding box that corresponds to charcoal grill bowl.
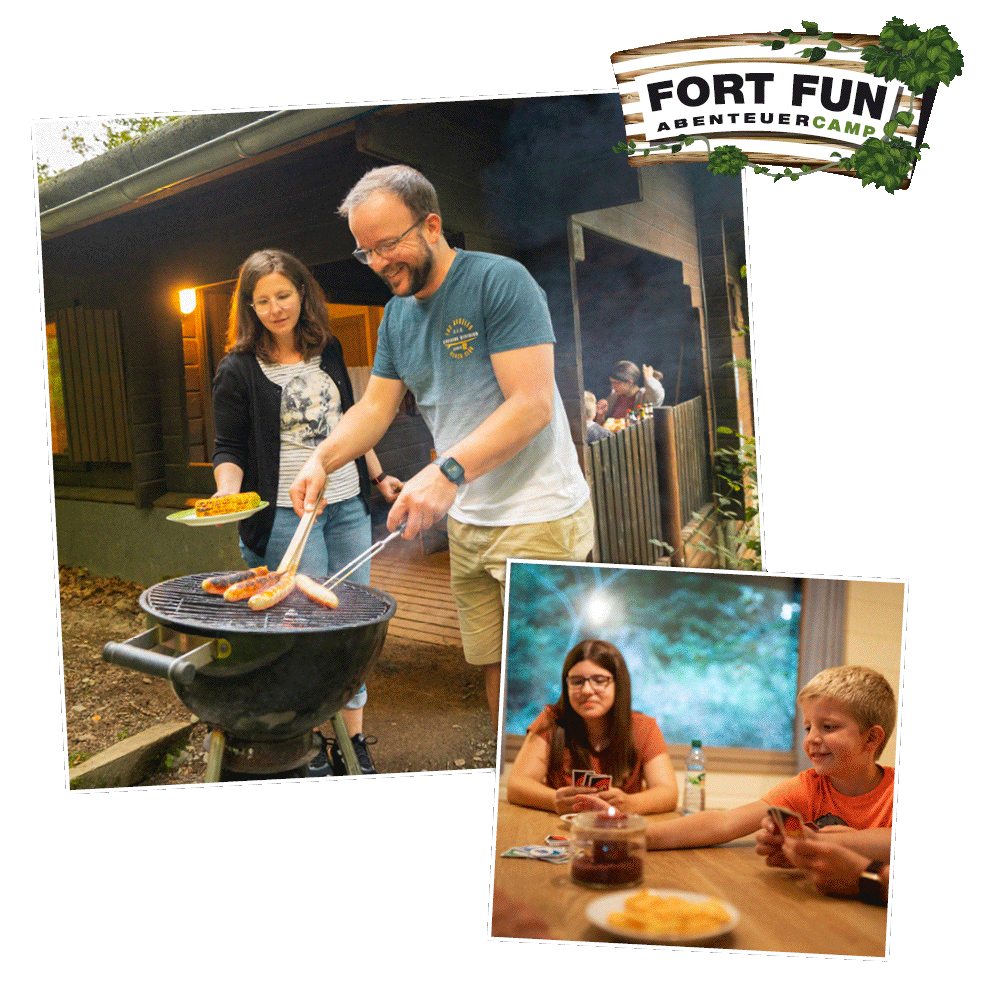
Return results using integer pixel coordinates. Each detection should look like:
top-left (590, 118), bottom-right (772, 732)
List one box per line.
top-left (129, 576), bottom-right (395, 741)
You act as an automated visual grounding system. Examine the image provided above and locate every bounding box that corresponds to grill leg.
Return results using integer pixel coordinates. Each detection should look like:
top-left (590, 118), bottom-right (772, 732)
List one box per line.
top-left (205, 728), bottom-right (226, 783)
top-left (332, 712), bottom-right (361, 776)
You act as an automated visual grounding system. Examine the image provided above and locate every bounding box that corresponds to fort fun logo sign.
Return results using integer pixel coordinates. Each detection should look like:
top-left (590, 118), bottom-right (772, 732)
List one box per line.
top-left (611, 19), bottom-right (963, 192)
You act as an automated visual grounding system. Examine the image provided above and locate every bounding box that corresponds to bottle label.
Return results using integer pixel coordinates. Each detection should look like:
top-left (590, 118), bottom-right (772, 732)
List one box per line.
top-left (683, 770), bottom-right (705, 813)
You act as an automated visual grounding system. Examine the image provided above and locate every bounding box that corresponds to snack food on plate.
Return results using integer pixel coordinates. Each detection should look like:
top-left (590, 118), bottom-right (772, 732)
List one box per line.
top-left (194, 492), bottom-right (261, 517)
top-left (608, 890), bottom-right (730, 936)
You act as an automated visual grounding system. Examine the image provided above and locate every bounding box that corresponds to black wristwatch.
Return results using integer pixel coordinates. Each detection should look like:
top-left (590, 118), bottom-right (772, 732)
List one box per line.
top-left (433, 456), bottom-right (465, 485)
top-left (857, 859), bottom-right (887, 905)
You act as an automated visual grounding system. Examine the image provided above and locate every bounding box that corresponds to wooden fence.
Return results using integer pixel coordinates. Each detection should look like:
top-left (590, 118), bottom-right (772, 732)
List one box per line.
top-left (653, 397), bottom-right (713, 565)
top-left (588, 416), bottom-right (663, 565)
top-left (587, 399), bottom-right (713, 567)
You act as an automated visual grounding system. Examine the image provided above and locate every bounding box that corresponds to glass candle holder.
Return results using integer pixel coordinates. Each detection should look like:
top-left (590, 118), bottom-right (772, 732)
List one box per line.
top-left (570, 811), bottom-right (647, 889)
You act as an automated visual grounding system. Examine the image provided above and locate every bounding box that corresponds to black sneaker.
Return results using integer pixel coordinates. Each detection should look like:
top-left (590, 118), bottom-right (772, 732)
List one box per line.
top-left (304, 737), bottom-right (335, 778)
top-left (351, 733), bottom-right (378, 775)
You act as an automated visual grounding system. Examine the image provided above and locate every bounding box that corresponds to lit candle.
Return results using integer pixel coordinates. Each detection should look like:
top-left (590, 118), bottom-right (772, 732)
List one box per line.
top-left (571, 809), bottom-right (646, 889)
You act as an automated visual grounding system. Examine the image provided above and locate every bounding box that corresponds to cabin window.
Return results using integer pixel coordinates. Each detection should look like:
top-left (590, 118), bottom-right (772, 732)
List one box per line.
top-left (50, 308), bottom-right (131, 463)
top-left (503, 563), bottom-right (836, 775)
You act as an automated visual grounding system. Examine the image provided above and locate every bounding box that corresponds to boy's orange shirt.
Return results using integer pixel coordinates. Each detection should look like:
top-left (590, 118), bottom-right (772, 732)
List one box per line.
top-left (763, 766), bottom-right (894, 829)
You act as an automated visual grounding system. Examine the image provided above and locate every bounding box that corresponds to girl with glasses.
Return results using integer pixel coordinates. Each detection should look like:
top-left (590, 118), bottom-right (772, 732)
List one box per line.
top-left (506, 639), bottom-right (678, 815)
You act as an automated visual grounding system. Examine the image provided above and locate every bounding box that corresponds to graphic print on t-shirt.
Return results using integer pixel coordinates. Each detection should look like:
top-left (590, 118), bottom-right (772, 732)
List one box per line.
top-left (280, 369), bottom-right (338, 448)
top-left (443, 317), bottom-right (480, 359)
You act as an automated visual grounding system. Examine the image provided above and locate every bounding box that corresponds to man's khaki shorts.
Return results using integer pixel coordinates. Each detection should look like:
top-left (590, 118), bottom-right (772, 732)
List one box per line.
top-left (447, 500), bottom-right (594, 665)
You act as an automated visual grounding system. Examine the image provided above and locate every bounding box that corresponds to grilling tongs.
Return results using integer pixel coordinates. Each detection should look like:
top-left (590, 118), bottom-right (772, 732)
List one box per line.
top-left (322, 519), bottom-right (408, 590)
top-left (274, 503), bottom-right (321, 577)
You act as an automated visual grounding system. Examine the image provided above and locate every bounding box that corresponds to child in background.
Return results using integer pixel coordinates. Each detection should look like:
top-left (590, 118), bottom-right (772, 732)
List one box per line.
top-left (646, 666), bottom-right (896, 852)
top-left (583, 392), bottom-right (611, 444)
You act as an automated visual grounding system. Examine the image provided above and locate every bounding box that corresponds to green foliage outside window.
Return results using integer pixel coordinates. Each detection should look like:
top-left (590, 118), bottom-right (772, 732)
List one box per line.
top-left (505, 563), bottom-right (801, 750)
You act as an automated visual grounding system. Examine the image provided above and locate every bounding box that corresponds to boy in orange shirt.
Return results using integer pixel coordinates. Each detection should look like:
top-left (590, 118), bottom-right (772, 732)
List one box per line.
top-left (646, 666), bottom-right (896, 855)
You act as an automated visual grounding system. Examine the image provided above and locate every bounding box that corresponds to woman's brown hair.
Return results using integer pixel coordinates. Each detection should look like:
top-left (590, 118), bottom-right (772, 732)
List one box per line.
top-left (548, 639), bottom-right (638, 787)
top-left (226, 249), bottom-right (330, 363)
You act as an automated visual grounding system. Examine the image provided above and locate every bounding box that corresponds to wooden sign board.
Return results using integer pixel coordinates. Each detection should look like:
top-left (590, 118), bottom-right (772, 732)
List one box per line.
top-left (611, 33), bottom-right (932, 177)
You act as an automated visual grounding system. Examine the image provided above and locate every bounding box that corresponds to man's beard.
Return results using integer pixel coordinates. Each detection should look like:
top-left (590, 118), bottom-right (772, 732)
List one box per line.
top-left (380, 240), bottom-right (434, 297)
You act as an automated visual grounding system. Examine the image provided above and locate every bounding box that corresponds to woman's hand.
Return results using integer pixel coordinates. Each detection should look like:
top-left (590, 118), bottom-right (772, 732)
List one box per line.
top-left (642, 364), bottom-right (663, 382)
top-left (594, 787), bottom-right (630, 812)
top-left (571, 793), bottom-right (610, 812)
top-left (375, 474), bottom-right (404, 503)
top-left (553, 785), bottom-right (584, 814)
top-left (755, 815), bottom-right (795, 868)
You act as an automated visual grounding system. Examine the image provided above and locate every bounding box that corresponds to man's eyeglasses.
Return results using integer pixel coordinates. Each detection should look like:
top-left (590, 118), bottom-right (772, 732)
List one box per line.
top-left (352, 216), bottom-right (427, 265)
top-left (567, 675), bottom-right (614, 691)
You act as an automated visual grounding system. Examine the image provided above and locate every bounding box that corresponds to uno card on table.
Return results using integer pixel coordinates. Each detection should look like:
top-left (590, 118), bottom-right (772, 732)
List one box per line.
top-left (767, 806), bottom-right (814, 840)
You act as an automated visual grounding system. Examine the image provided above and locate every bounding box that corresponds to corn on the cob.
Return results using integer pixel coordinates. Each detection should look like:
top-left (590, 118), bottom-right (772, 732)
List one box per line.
top-left (194, 492), bottom-right (261, 517)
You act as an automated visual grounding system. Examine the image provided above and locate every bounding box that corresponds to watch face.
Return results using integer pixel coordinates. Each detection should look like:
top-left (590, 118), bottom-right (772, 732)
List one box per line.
top-left (437, 457), bottom-right (464, 484)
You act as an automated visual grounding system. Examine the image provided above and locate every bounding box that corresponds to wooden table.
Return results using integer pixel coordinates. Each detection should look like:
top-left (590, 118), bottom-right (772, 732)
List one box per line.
top-left (493, 800), bottom-right (887, 955)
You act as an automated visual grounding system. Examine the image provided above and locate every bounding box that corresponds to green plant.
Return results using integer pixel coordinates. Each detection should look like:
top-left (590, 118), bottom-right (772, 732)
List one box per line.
top-left (692, 426), bottom-right (761, 571)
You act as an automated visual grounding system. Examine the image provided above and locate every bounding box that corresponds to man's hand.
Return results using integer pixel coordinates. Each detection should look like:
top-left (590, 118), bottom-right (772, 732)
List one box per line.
top-left (386, 462), bottom-right (458, 539)
top-left (289, 454), bottom-right (329, 516)
top-left (595, 399), bottom-right (609, 419)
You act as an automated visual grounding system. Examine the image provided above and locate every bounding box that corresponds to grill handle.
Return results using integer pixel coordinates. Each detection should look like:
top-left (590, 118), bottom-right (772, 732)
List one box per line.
top-left (103, 628), bottom-right (198, 685)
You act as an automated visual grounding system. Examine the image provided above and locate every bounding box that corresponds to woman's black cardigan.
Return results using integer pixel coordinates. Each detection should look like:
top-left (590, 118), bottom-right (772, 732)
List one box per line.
top-left (211, 339), bottom-right (371, 558)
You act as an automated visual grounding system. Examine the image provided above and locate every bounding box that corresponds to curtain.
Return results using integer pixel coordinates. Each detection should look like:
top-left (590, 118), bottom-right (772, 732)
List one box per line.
top-left (795, 578), bottom-right (847, 770)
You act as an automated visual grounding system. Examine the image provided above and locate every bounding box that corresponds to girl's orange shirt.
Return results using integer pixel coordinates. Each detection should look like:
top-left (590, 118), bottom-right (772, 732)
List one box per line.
top-left (527, 707), bottom-right (669, 793)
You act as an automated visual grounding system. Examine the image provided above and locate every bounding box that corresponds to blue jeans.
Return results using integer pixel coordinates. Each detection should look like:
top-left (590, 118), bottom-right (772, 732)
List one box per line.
top-left (240, 496), bottom-right (373, 709)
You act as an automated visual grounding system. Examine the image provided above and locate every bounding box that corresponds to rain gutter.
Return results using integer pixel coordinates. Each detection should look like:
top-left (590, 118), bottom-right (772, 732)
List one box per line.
top-left (39, 106), bottom-right (380, 240)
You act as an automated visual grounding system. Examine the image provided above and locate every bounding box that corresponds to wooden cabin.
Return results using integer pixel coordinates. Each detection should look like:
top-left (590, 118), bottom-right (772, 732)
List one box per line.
top-left (39, 96), bottom-right (751, 585)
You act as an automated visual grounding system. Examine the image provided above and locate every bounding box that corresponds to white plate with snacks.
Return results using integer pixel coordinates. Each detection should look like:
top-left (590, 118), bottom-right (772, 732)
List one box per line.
top-left (586, 888), bottom-right (739, 945)
top-left (166, 502), bottom-right (268, 527)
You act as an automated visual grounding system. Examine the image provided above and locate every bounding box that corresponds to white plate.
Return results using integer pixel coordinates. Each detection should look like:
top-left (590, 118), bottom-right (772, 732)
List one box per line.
top-left (586, 888), bottom-right (739, 945)
top-left (166, 502), bottom-right (269, 527)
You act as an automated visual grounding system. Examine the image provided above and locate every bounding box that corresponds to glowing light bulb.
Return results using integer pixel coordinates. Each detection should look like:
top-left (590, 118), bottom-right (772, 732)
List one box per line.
top-left (179, 289), bottom-right (196, 314)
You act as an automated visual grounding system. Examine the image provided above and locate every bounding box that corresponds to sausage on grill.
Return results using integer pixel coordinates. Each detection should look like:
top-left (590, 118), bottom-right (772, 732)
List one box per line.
top-left (248, 571), bottom-right (296, 611)
top-left (295, 574), bottom-right (340, 609)
top-left (223, 570), bottom-right (283, 602)
top-left (202, 566), bottom-right (269, 595)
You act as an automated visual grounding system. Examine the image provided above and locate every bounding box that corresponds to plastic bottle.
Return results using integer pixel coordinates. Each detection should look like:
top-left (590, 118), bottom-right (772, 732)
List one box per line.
top-left (683, 739), bottom-right (706, 814)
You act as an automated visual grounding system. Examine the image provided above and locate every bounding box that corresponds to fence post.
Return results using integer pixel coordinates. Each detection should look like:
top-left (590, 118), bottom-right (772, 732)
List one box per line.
top-left (653, 406), bottom-right (684, 565)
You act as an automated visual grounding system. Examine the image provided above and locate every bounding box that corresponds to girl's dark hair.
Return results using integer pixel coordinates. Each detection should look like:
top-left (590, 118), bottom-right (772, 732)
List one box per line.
top-left (226, 249), bottom-right (330, 363)
top-left (548, 638), bottom-right (638, 786)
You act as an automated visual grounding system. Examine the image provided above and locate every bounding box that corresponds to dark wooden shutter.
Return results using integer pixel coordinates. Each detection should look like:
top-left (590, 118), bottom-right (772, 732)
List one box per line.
top-left (55, 307), bottom-right (131, 463)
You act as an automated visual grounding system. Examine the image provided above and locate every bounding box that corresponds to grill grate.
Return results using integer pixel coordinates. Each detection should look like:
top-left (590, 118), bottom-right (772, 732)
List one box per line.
top-left (141, 574), bottom-right (394, 635)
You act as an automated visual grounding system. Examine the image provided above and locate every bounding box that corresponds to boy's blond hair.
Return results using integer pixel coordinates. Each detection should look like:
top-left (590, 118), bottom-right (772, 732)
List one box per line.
top-left (798, 665), bottom-right (897, 759)
top-left (583, 391), bottom-right (597, 421)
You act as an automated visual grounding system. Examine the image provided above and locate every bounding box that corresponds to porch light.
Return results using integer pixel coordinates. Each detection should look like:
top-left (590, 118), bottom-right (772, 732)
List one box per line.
top-left (179, 288), bottom-right (196, 314)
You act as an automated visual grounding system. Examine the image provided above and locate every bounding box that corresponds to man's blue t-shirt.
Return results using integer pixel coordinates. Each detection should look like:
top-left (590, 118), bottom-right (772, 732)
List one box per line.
top-left (372, 249), bottom-right (589, 525)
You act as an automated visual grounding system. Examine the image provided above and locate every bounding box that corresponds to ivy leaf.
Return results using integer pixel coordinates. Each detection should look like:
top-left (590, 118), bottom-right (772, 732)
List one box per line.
top-left (788, 33), bottom-right (801, 43)
top-left (779, 27), bottom-right (794, 37)
top-left (801, 20), bottom-right (819, 34)
top-left (770, 40), bottom-right (785, 50)
top-left (827, 39), bottom-right (842, 51)
top-left (818, 32), bottom-right (833, 40)
top-left (894, 111), bottom-right (915, 128)
top-left (882, 121), bottom-right (898, 136)
top-left (809, 47), bottom-right (826, 62)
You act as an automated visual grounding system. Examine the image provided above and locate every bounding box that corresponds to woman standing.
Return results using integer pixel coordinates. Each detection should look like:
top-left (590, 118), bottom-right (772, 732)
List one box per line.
top-left (506, 639), bottom-right (678, 814)
top-left (212, 248), bottom-right (402, 775)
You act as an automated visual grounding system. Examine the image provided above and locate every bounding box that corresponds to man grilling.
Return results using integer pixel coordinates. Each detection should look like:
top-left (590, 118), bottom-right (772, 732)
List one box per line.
top-left (290, 164), bottom-right (594, 727)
